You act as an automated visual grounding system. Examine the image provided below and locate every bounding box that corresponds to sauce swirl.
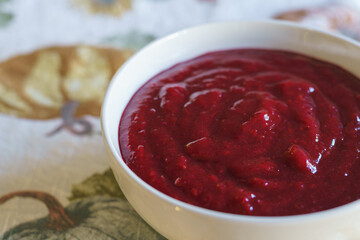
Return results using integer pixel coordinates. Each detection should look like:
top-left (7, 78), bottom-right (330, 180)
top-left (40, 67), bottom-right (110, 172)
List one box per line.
top-left (119, 49), bottom-right (360, 216)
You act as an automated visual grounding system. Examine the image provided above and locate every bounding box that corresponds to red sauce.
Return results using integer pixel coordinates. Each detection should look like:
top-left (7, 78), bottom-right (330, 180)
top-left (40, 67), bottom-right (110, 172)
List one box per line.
top-left (119, 49), bottom-right (360, 216)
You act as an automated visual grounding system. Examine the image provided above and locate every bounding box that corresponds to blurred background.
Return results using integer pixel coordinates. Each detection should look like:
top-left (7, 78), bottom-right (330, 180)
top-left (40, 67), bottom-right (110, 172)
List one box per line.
top-left (1, 0), bottom-right (360, 60)
top-left (1, 0), bottom-right (360, 239)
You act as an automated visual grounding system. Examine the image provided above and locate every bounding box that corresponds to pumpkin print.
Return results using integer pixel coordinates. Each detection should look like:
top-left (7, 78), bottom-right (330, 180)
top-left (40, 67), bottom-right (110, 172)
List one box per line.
top-left (274, 4), bottom-right (360, 40)
top-left (0, 191), bottom-right (166, 240)
top-left (73, 0), bottom-right (132, 17)
top-left (0, 45), bottom-right (133, 120)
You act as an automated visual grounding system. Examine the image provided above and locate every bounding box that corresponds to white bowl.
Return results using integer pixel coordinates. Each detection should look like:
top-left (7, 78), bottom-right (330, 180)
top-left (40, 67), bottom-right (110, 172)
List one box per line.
top-left (101, 21), bottom-right (360, 240)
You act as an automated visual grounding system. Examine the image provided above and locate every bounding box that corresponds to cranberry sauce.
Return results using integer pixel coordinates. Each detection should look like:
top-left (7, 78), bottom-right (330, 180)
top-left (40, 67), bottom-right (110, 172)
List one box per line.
top-left (119, 49), bottom-right (360, 216)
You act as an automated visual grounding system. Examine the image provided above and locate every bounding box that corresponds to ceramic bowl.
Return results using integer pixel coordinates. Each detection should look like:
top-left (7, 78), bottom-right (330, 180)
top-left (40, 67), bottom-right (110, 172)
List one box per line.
top-left (101, 21), bottom-right (360, 240)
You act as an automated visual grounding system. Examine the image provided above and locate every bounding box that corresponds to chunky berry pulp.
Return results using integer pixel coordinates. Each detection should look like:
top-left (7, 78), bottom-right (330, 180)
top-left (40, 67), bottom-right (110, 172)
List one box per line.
top-left (119, 49), bottom-right (360, 216)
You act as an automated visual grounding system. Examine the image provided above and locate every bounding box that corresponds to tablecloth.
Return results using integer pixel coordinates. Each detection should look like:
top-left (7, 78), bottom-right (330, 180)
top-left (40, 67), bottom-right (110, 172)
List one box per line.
top-left (0, 0), bottom-right (359, 239)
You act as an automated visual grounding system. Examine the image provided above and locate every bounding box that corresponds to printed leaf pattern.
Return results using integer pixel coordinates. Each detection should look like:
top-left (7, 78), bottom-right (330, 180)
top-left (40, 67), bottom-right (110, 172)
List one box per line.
top-left (103, 31), bottom-right (156, 50)
top-left (69, 168), bottom-right (125, 201)
top-left (0, 0), bottom-right (12, 28)
top-left (0, 12), bottom-right (12, 27)
top-left (0, 192), bottom-right (166, 240)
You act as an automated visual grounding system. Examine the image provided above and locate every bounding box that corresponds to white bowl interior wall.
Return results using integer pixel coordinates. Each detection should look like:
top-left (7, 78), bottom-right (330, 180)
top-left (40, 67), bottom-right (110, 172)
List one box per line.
top-left (101, 21), bottom-right (360, 240)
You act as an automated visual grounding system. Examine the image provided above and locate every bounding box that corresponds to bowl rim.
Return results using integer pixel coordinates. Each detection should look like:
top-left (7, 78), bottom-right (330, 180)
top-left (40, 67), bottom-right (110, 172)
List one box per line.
top-left (101, 19), bottom-right (360, 223)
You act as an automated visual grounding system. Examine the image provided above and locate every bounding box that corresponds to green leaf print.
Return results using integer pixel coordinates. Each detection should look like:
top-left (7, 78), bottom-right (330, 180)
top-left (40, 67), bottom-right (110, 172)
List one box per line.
top-left (102, 31), bottom-right (156, 50)
top-left (69, 168), bottom-right (125, 201)
top-left (0, 0), bottom-right (12, 28)
top-left (0, 12), bottom-right (12, 27)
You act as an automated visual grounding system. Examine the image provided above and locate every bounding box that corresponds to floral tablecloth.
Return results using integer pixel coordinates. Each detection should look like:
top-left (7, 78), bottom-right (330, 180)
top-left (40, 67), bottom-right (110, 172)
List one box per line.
top-left (1, 0), bottom-right (360, 239)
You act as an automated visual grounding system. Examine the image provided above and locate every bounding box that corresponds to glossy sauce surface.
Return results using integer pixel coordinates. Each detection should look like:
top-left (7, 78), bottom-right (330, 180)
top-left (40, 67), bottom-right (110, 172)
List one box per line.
top-left (119, 49), bottom-right (360, 216)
